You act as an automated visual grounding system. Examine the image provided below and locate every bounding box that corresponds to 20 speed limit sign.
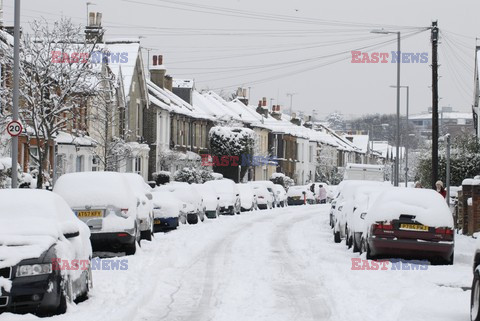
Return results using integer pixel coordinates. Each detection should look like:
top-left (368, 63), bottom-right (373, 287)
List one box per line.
top-left (6, 120), bottom-right (23, 137)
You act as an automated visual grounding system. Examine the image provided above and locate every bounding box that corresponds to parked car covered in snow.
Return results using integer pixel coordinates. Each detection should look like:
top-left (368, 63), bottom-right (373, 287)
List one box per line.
top-left (272, 184), bottom-right (287, 207)
top-left (204, 179), bottom-right (241, 215)
top-left (287, 186), bottom-right (313, 205)
top-left (54, 172), bottom-right (141, 255)
top-left (362, 188), bottom-right (454, 265)
top-left (151, 191), bottom-right (182, 231)
top-left (121, 173), bottom-right (154, 241)
top-left (192, 183), bottom-right (220, 218)
top-left (250, 184), bottom-right (273, 210)
top-left (249, 181), bottom-right (279, 207)
top-left (345, 185), bottom-right (385, 252)
top-left (0, 190), bottom-right (92, 315)
top-left (155, 183), bottom-right (204, 224)
top-left (236, 183), bottom-right (257, 211)
top-left (332, 180), bottom-right (385, 243)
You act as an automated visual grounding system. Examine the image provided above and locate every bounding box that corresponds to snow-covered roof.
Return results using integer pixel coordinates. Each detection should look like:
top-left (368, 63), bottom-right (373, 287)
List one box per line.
top-left (103, 41), bottom-right (141, 97)
top-left (194, 91), bottom-right (244, 122)
top-left (148, 81), bottom-right (212, 120)
top-left (343, 135), bottom-right (370, 153)
top-left (55, 131), bottom-right (96, 146)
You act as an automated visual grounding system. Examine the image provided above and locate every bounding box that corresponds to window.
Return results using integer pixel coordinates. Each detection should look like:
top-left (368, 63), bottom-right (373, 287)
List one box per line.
top-left (29, 146), bottom-right (40, 170)
top-left (136, 103), bottom-right (141, 136)
top-left (135, 157), bottom-right (142, 174)
top-left (56, 154), bottom-right (66, 176)
top-left (76, 155), bottom-right (84, 172)
top-left (92, 156), bottom-right (100, 171)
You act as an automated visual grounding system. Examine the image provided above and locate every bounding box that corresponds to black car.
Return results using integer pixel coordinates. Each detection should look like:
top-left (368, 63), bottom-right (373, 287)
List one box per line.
top-left (0, 190), bottom-right (92, 316)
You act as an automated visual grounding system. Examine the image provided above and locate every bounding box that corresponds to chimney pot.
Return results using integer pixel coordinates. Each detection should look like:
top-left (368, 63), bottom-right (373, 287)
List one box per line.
top-left (262, 97), bottom-right (267, 107)
top-left (96, 12), bottom-right (102, 26)
top-left (88, 12), bottom-right (95, 26)
top-left (158, 55), bottom-right (163, 65)
top-left (153, 55), bottom-right (157, 66)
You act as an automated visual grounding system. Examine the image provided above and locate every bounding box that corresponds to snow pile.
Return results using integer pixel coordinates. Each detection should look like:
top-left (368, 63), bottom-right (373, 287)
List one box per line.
top-left (366, 188), bottom-right (454, 227)
top-left (0, 157), bottom-right (11, 171)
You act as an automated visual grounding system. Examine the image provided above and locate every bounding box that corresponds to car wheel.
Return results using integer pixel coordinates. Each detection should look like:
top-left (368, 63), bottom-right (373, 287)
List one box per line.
top-left (125, 240), bottom-right (136, 255)
top-left (141, 220), bottom-right (153, 241)
top-left (366, 242), bottom-right (375, 260)
top-left (57, 276), bottom-right (72, 314)
top-left (76, 267), bottom-right (91, 302)
top-left (334, 229), bottom-right (341, 243)
top-left (353, 237), bottom-right (360, 253)
top-left (472, 269), bottom-right (480, 321)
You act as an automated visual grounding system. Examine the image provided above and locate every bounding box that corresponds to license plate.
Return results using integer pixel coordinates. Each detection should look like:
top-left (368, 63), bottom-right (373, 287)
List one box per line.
top-left (77, 210), bottom-right (102, 218)
top-left (292, 196), bottom-right (300, 200)
top-left (400, 223), bottom-right (429, 231)
top-left (154, 219), bottom-right (162, 224)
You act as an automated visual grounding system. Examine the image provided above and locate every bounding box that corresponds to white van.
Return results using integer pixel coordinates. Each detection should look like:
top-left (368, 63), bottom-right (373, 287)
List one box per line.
top-left (343, 163), bottom-right (385, 182)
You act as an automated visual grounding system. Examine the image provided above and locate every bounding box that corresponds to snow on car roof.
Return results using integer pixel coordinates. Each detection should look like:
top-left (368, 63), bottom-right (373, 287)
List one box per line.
top-left (53, 171), bottom-right (135, 209)
top-left (366, 188), bottom-right (453, 227)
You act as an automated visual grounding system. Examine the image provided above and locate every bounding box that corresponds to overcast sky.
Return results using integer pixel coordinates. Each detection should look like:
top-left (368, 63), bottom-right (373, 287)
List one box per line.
top-left (3, 0), bottom-right (479, 120)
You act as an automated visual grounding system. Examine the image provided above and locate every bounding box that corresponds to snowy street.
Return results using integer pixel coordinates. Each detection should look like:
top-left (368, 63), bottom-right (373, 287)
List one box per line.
top-left (0, 204), bottom-right (474, 321)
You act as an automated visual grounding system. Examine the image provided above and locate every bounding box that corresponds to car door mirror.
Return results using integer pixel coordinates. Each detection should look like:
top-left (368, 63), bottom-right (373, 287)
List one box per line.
top-left (236, 194), bottom-right (239, 197)
top-left (64, 231), bottom-right (80, 239)
top-left (145, 193), bottom-right (153, 201)
top-left (62, 222), bottom-right (80, 239)
top-left (217, 197), bottom-right (220, 200)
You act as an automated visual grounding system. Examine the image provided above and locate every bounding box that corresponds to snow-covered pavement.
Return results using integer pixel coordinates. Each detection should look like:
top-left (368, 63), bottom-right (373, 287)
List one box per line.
top-left (0, 204), bottom-right (475, 321)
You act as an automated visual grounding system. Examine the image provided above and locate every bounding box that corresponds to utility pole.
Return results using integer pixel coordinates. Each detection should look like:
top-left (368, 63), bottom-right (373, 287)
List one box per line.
top-left (431, 21), bottom-right (439, 189)
top-left (287, 93), bottom-right (297, 116)
top-left (11, 0), bottom-right (20, 188)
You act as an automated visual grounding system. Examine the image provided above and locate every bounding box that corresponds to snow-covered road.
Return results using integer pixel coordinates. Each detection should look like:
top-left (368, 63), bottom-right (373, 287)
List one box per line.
top-left (0, 204), bottom-right (475, 321)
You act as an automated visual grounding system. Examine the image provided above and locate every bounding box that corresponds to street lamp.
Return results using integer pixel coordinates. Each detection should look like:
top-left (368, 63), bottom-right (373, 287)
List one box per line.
top-left (372, 29), bottom-right (401, 186)
top-left (390, 85), bottom-right (409, 187)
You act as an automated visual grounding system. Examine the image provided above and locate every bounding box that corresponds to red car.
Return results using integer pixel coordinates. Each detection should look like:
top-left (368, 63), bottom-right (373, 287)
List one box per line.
top-left (362, 188), bottom-right (454, 265)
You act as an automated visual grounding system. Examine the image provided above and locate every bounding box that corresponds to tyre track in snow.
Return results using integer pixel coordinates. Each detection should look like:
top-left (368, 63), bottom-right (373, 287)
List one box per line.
top-left (134, 212), bottom-right (274, 321)
top-left (270, 208), bottom-right (332, 321)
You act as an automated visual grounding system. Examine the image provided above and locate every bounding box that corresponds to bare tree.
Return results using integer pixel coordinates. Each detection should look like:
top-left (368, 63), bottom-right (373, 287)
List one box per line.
top-left (0, 18), bottom-right (105, 188)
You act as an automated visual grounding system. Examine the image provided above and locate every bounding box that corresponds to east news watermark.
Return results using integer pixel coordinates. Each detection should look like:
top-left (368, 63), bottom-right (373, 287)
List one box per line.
top-left (351, 51), bottom-right (428, 64)
top-left (351, 258), bottom-right (429, 270)
top-left (51, 51), bottom-right (129, 64)
top-left (52, 258), bottom-right (128, 271)
top-left (201, 154), bottom-right (278, 167)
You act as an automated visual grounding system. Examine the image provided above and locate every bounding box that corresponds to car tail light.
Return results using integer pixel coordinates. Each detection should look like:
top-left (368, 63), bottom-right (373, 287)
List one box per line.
top-left (435, 227), bottom-right (454, 235)
top-left (117, 233), bottom-right (128, 237)
top-left (373, 222), bottom-right (394, 234)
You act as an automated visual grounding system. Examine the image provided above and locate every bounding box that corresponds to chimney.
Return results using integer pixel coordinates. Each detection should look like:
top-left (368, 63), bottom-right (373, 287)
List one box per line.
top-left (150, 54), bottom-right (166, 89)
top-left (290, 112), bottom-right (301, 126)
top-left (85, 12), bottom-right (104, 43)
top-left (271, 105), bottom-right (282, 120)
top-left (164, 75), bottom-right (173, 91)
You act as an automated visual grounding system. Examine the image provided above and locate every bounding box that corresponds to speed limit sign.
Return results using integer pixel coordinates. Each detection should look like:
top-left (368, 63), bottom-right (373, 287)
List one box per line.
top-left (6, 120), bottom-right (23, 137)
